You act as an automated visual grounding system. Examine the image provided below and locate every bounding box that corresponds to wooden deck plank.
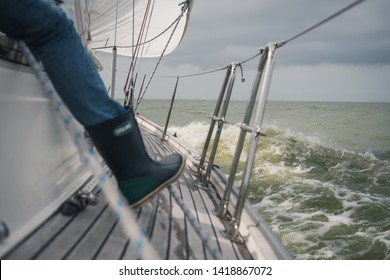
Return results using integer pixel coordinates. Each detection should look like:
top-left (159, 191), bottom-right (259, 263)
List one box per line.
top-left (95, 220), bottom-right (127, 260)
top-left (186, 173), bottom-right (239, 259)
top-left (35, 199), bottom-right (107, 259)
top-left (2, 120), bottom-right (263, 260)
top-left (167, 182), bottom-right (188, 260)
top-left (174, 177), bottom-right (206, 260)
top-left (145, 130), bottom-right (216, 259)
top-left (3, 211), bottom-right (74, 260)
top-left (65, 205), bottom-right (118, 260)
top-left (143, 131), bottom-right (191, 259)
top-left (120, 203), bottom-right (158, 260)
top-left (179, 178), bottom-right (220, 260)
top-left (143, 126), bottom-right (238, 260)
top-left (148, 189), bottom-right (173, 259)
top-left (196, 182), bottom-right (241, 259)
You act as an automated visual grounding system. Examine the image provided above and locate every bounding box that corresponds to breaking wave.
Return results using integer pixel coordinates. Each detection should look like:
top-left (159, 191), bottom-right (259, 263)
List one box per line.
top-left (168, 121), bottom-right (390, 259)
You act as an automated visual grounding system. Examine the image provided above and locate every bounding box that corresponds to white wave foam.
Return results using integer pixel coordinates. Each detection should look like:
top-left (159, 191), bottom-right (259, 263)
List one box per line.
top-left (167, 121), bottom-right (209, 151)
top-left (167, 119), bottom-right (390, 259)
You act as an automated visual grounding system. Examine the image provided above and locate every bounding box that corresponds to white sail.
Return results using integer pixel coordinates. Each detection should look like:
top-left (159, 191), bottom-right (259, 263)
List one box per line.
top-left (87, 0), bottom-right (192, 57)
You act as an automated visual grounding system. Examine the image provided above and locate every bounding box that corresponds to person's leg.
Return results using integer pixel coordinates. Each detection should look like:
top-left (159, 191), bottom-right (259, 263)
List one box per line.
top-left (0, 0), bottom-right (184, 207)
top-left (0, 0), bottom-right (125, 126)
top-left (86, 110), bottom-right (185, 208)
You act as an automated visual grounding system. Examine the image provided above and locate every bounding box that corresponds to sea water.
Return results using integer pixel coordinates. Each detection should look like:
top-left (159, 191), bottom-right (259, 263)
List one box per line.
top-left (137, 99), bottom-right (390, 260)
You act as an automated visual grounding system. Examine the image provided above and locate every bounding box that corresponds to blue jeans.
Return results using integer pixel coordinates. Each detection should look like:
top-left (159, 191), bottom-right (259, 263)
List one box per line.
top-left (0, 0), bottom-right (126, 126)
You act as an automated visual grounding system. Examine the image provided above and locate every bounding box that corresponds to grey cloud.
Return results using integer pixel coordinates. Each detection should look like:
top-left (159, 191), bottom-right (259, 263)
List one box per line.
top-left (99, 0), bottom-right (390, 102)
top-left (163, 0), bottom-right (390, 68)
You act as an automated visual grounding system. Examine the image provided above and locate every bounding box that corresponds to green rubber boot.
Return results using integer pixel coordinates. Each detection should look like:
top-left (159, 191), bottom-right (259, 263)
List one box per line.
top-left (86, 109), bottom-right (184, 208)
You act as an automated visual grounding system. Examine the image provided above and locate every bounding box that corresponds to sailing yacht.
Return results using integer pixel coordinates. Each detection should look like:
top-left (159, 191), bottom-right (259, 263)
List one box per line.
top-left (0, 0), bottom-right (291, 260)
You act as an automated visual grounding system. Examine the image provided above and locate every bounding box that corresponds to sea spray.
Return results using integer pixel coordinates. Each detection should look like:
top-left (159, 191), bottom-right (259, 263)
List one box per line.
top-left (168, 120), bottom-right (390, 259)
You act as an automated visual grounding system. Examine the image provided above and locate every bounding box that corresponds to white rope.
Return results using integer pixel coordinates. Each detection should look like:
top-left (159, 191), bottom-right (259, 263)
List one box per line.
top-left (142, 127), bottom-right (222, 259)
top-left (168, 186), bottom-right (222, 259)
top-left (19, 41), bottom-right (159, 260)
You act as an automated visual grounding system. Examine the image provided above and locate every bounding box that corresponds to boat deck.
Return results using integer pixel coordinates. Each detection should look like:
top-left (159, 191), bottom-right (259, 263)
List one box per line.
top-left (1, 117), bottom-right (289, 260)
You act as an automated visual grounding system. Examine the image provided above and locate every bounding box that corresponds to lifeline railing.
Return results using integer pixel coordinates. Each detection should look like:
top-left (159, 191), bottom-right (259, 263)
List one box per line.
top-left (137, 0), bottom-right (367, 244)
top-left (196, 42), bottom-right (281, 241)
top-left (195, 62), bottom-right (240, 187)
top-left (193, 0), bottom-right (368, 242)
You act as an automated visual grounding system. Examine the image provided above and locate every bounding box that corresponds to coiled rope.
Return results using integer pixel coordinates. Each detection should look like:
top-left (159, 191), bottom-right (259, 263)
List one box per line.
top-left (19, 41), bottom-right (159, 260)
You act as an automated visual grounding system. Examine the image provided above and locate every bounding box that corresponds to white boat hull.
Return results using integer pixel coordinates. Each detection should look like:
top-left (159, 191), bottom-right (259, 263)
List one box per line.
top-left (0, 59), bottom-right (90, 256)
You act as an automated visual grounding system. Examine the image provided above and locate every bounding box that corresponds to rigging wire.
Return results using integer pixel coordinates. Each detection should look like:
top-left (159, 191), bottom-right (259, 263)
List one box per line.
top-left (136, 0), bottom-right (156, 76)
top-left (131, 0), bottom-right (367, 106)
top-left (123, 0), bottom-right (156, 108)
top-left (281, 0), bottom-right (368, 46)
top-left (145, 0), bottom-right (368, 81)
top-left (132, 0), bottom-right (135, 63)
top-left (156, 48), bottom-right (263, 79)
top-left (93, 8), bottom-right (184, 51)
top-left (157, 66), bottom-right (228, 79)
top-left (135, 0), bottom-right (193, 109)
top-left (123, 0), bottom-right (153, 93)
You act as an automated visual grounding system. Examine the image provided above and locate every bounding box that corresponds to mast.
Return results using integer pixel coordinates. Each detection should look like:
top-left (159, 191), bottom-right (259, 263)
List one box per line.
top-left (110, 46), bottom-right (117, 98)
top-left (110, 0), bottom-right (119, 98)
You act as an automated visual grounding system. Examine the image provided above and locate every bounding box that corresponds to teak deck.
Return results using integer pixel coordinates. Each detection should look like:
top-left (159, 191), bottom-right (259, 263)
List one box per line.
top-left (2, 121), bottom-right (256, 260)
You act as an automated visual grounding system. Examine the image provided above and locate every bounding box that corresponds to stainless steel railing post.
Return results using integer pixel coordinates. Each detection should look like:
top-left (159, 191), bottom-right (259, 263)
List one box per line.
top-left (215, 47), bottom-right (267, 219)
top-left (202, 63), bottom-right (239, 185)
top-left (223, 42), bottom-right (278, 241)
top-left (162, 76), bottom-right (180, 140)
top-left (196, 64), bottom-right (234, 182)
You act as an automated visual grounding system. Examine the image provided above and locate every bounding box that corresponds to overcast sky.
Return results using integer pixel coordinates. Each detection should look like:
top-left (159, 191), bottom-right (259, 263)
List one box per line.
top-left (97, 0), bottom-right (390, 102)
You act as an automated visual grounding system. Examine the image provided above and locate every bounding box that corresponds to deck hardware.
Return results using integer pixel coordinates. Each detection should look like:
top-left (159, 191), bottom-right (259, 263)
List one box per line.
top-left (196, 63), bottom-right (240, 187)
top-left (162, 76), bottom-right (180, 141)
top-left (221, 218), bottom-right (245, 244)
top-left (0, 221), bottom-right (10, 241)
top-left (60, 177), bottom-right (100, 216)
top-left (195, 42), bottom-right (279, 240)
top-left (216, 43), bottom-right (278, 239)
top-left (213, 200), bottom-right (229, 219)
top-left (79, 191), bottom-right (99, 205)
top-left (61, 190), bottom-right (98, 216)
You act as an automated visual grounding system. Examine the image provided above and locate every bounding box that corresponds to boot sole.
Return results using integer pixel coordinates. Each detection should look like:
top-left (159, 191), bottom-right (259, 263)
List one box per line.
top-left (129, 156), bottom-right (186, 209)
